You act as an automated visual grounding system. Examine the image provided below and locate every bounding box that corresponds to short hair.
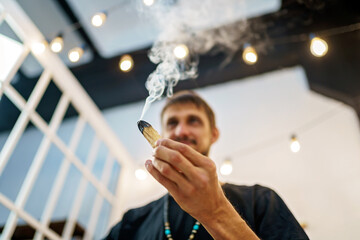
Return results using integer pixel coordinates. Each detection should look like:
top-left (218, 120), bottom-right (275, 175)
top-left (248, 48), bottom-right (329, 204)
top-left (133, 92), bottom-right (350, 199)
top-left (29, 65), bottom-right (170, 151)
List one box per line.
top-left (160, 90), bottom-right (216, 130)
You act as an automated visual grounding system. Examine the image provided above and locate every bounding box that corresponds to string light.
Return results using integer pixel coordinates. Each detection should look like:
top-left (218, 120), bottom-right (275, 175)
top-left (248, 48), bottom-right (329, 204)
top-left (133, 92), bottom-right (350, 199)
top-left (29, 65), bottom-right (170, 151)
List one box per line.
top-left (242, 44), bottom-right (258, 65)
top-left (68, 46), bottom-right (84, 62)
top-left (290, 135), bottom-right (301, 153)
top-left (220, 158), bottom-right (233, 176)
top-left (91, 12), bottom-right (107, 27)
top-left (31, 41), bottom-right (46, 55)
top-left (50, 36), bottom-right (64, 53)
top-left (19, 4), bottom-right (352, 169)
top-left (143, 0), bottom-right (155, 7)
top-left (135, 167), bottom-right (148, 180)
top-left (119, 54), bottom-right (134, 72)
top-left (41, 2), bottom-right (359, 70)
top-left (220, 105), bottom-right (342, 164)
top-left (173, 44), bottom-right (189, 60)
top-left (310, 35), bottom-right (328, 57)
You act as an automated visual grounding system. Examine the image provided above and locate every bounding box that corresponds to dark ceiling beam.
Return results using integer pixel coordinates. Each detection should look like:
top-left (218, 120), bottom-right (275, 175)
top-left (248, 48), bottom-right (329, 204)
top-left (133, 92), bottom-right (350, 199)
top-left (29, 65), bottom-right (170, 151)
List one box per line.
top-left (56, 0), bottom-right (100, 56)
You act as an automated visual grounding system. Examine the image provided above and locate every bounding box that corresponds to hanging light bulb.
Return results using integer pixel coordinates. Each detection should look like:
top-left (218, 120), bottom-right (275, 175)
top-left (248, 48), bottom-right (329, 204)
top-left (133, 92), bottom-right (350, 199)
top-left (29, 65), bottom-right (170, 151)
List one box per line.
top-left (173, 44), bottom-right (189, 60)
top-left (135, 167), bottom-right (148, 180)
top-left (220, 158), bottom-right (233, 176)
top-left (119, 54), bottom-right (134, 72)
top-left (143, 0), bottom-right (155, 6)
top-left (91, 12), bottom-right (107, 27)
top-left (31, 41), bottom-right (47, 55)
top-left (290, 135), bottom-right (301, 153)
top-left (68, 46), bottom-right (84, 63)
top-left (242, 44), bottom-right (258, 65)
top-left (50, 36), bottom-right (64, 53)
top-left (310, 35), bottom-right (328, 57)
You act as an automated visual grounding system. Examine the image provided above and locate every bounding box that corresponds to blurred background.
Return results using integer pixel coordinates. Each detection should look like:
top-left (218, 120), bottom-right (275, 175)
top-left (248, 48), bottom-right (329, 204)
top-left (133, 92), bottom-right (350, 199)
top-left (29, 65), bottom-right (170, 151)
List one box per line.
top-left (0, 0), bottom-right (360, 239)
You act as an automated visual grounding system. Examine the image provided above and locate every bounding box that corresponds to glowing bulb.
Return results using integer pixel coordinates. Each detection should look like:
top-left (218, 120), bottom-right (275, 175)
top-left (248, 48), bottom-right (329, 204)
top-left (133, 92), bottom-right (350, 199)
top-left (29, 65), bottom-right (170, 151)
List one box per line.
top-left (220, 159), bottom-right (233, 176)
top-left (290, 135), bottom-right (301, 153)
top-left (310, 37), bottom-right (328, 57)
top-left (50, 36), bottom-right (64, 53)
top-left (143, 0), bottom-right (155, 6)
top-left (119, 54), bottom-right (134, 72)
top-left (173, 44), bottom-right (189, 59)
top-left (91, 12), bottom-right (107, 27)
top-left (242, 45), bottom-right (257, 65)
top-left (31, 41), bottom-right (46, 55)
top-left (135, 168), bottom-right (148, 180)
top-left (68, 47), bottom-right (84, 63)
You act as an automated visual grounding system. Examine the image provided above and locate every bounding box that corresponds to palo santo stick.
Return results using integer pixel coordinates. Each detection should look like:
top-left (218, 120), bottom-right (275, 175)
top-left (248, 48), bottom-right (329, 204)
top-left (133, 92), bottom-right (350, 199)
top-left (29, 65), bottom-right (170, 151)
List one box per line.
top-left (137, 120), bottom-right (161, 148)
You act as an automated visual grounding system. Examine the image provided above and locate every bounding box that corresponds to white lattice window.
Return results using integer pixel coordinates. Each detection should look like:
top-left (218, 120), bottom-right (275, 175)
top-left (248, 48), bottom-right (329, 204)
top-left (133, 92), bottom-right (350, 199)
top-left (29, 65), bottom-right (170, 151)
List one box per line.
top-left (0, 0), bottom-right (133, 239)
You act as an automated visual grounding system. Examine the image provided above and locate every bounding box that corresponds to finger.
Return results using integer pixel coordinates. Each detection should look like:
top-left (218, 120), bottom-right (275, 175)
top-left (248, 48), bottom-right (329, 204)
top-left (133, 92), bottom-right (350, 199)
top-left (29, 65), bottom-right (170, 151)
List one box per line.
top-left (156, 139), bottom-right (207, 167)
top-left (145, 160), bottom-right (179, 194)
top-left (152, 158), bottom-right (193, 190)
top-left (153, 145), bottom-right (197, 180)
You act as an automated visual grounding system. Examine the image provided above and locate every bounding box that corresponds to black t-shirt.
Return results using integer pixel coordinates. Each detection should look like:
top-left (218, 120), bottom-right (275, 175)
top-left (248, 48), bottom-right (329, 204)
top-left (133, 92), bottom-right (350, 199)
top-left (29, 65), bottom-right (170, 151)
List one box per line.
top-left (103, 184), bottom-right (309, 240)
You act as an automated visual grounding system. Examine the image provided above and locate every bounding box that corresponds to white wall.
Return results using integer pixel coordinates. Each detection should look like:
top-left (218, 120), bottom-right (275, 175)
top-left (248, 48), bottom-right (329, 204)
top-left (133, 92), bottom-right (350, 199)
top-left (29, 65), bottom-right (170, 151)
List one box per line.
top-left (1, 66), bottom-right (360, 239)
top-left (102, 66), bottom-right (360, 239)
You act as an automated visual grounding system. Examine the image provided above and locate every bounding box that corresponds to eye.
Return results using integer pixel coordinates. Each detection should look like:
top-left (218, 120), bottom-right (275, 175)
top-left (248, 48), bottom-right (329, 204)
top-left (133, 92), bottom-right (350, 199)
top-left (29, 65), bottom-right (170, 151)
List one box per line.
top-left (188, 116), bottom-right (201, 126)
top-left (166, 119), bottom-right (178, 129)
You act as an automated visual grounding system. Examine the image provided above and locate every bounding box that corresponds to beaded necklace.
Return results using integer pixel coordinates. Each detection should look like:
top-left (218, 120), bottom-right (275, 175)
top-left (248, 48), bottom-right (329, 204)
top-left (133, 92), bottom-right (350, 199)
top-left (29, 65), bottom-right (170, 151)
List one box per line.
top-left (163, 195), bottom-right (201, 240)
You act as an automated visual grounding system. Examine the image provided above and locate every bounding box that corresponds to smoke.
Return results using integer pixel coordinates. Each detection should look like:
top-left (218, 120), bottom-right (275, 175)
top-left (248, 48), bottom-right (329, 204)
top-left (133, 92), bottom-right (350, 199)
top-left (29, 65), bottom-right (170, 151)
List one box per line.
top-left (139, 0), bottom-right (250, 119)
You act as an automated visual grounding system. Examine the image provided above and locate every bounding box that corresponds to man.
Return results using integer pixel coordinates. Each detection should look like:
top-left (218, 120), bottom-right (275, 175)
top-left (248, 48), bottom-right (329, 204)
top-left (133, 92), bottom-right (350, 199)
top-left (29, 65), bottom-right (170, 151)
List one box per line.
top-left (104, 90), bottom-right (309, 239)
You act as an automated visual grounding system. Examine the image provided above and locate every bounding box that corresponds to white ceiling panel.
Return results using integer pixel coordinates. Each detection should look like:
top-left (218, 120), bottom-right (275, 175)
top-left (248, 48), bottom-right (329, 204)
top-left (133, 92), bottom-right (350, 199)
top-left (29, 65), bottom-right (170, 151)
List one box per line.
top-left (66, 0), bottom-right (160, 58)
top-left (66, 0), bottom-right (280, 58)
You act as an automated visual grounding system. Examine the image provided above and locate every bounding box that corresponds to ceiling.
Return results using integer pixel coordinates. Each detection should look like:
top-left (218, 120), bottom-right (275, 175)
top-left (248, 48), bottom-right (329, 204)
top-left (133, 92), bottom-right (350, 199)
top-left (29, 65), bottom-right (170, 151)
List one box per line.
top-left (0, 0), bottom-right (360, 132)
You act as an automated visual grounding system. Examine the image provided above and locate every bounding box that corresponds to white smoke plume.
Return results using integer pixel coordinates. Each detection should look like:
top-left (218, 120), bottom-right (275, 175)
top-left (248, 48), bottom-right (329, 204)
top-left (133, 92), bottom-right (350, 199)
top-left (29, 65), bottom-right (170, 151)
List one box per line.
top-left (139, 0), bottom-right (250, 119)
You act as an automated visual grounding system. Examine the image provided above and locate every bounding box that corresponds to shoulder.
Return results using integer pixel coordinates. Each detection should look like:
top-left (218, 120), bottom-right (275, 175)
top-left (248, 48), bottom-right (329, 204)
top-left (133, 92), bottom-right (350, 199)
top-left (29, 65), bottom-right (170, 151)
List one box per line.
top-left (122, 195), bottom-right (165, 225)
top-left (103, 195), bottom-right (165, 240)
top-left (222, 183), bottom-right (276, 200)
top-left (223, 183), bottom-right (286, 209)
top-left (223, 183), bottom-right (309, 239)
top-left (223, 182), bottom-right (273, 191)
top-left (222, 183), bottom-right (289, 218)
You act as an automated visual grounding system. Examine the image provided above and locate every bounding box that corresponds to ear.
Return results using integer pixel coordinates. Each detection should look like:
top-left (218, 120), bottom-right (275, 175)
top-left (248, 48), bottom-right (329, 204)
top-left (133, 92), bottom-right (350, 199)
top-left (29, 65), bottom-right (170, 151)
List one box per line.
top-left (211, 127), bottom-right (220, 144)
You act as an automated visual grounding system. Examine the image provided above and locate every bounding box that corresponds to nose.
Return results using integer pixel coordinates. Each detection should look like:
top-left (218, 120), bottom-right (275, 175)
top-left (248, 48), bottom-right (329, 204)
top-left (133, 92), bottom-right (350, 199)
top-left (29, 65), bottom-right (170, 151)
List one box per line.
top-left (174, 122), bottom-right (190, 138)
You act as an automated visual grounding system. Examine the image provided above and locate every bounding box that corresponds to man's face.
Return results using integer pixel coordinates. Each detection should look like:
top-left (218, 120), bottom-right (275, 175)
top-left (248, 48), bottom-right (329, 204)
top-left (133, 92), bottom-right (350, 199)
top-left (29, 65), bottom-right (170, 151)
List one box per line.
top-left (161, 103), bottom-right (219, 156)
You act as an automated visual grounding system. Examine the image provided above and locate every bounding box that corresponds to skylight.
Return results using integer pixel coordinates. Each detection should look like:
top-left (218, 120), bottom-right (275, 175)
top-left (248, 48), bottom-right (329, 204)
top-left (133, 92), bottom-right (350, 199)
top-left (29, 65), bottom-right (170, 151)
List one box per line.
top-left (0, 33), bottom-right (24, 82)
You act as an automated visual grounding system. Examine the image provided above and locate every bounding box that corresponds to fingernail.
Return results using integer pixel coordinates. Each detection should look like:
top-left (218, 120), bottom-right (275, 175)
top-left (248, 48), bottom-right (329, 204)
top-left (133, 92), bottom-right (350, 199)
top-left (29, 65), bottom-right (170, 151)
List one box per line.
top-left (145, 160), bottom-right (152, 170)
top-left (156, 138), bottom-right (164, 146)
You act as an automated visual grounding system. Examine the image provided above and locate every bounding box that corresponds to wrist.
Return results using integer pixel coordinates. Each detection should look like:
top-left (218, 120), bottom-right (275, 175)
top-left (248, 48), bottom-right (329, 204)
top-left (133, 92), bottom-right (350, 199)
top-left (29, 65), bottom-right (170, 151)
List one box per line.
top-left (199, 197), bottom-right (259, 240)
top-left (200, 197), bottom-right (242, 228)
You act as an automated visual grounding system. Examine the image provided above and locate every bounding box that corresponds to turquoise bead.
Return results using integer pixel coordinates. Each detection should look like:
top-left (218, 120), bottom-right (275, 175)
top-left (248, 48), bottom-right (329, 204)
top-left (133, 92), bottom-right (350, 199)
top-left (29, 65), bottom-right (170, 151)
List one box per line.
top-left (165, 229), bottom-right (171, 235)
top-left (193, 224), bottom-right (199, 230)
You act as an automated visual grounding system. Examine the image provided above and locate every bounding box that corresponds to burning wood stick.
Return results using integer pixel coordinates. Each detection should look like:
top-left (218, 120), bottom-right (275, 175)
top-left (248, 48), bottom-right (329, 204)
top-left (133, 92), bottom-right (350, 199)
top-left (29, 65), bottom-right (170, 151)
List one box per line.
top-left (137, 120), bottom-right (161, 148)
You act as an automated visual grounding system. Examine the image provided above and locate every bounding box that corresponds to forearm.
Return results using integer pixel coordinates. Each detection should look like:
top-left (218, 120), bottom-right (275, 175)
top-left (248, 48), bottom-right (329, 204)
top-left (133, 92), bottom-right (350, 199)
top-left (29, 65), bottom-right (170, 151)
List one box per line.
top-left (149, 139), bottom-right (259, 239)
top-left (199, 198), bottom-right (259, 240)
